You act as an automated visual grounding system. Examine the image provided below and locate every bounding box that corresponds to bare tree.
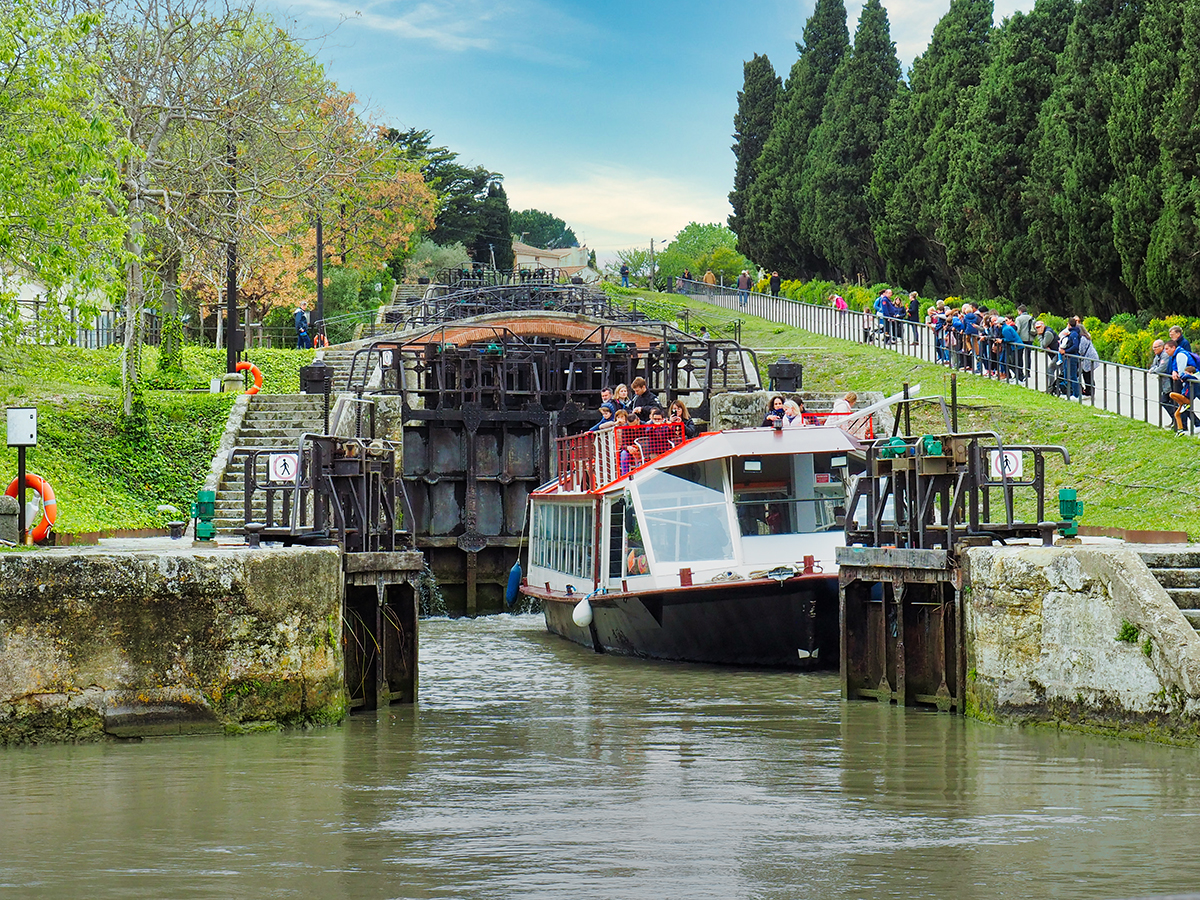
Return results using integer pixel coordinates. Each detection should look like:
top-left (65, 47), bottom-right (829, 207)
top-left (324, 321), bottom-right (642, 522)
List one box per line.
top-left (83, 0), bottom-right (385, 411)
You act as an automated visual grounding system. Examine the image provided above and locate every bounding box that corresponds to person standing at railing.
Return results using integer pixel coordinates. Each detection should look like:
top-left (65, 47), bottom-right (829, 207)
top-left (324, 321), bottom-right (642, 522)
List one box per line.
top-left (1034, 320), bottom-right (1060, 388)
top-left (1062, 319), bottom-right (1082, 399)
top-left (668, 400), bottom-right (697, 439)
top-left (737, 270), bottom-right (752, 307)
top-left (1165, 339), bottom-right (1200, 431)
top-left (1150, 340), bottom-right (1176, 420)
top-left (703, 269), bottom-right (717, 288)
top-left (861, 304), bottom-right (875, 344)
top-left (1079, 326), bottom-right (1100, 397)
top-left (769, 271), bottom-right (781, 298)
top-left (1170, 325), bottom-right (1192, 354)
top-left (629, 376), bottom-right (661, 422)
top-left (1015, 305), bottom-right (1034, 382)
top-left (1002, 315), bottom-right (1023, 382)
top-left (906, 292), bottom-right (921, 345)
top-left (589, 405), bottom-right (616, 431)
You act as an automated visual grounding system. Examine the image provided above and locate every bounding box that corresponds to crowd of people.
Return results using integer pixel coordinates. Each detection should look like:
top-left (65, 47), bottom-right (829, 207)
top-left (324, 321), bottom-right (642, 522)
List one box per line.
top-left (587, 377), bottom-right (698, 440)
top-left (857, 287), bottom-right (1199, 434)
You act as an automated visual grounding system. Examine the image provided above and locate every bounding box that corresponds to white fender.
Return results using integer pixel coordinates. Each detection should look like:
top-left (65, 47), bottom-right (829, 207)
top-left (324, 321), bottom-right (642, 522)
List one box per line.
top-left (572, 596), bottom-right (594, 627)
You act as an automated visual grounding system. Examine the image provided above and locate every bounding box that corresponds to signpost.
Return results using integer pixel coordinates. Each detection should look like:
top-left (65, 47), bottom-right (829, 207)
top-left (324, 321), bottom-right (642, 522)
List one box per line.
top-left (6, 407), bottom-right (37, 543)
top-left (988, 449), bottom-right (1024, 479)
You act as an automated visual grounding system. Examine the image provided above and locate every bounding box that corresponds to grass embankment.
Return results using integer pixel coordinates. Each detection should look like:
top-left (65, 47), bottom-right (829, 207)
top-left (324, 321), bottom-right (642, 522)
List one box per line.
top-left (625, 289), bottom-right (1200, 540)
top-left (0, 345), bottom-right (313, 534)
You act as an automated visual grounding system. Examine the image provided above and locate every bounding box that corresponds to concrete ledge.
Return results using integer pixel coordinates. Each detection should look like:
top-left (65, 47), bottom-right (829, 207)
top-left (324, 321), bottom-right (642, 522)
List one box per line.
top-left (965, 546), bottom-right (1200, 744)
top-left (0, 545), bottom-right (346, 745)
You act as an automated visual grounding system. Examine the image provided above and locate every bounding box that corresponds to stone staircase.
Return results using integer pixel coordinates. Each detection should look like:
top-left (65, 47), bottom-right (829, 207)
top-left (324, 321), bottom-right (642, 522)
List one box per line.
top-left (318, 346), bottom-right (362, 393)
top-left (212, 394), bottom-right (327, 535)
top-left (1139, 549), bottom-right (1200, 632)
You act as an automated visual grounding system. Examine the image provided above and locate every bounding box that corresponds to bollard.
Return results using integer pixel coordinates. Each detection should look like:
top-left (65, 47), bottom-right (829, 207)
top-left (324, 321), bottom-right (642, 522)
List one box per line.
top-left (0, 494), bottom-right (17, 544)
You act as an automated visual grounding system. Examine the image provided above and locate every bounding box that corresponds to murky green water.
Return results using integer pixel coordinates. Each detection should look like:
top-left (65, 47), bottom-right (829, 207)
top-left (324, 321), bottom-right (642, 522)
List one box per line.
top-left (3, 614), bottom-right (1199, 899)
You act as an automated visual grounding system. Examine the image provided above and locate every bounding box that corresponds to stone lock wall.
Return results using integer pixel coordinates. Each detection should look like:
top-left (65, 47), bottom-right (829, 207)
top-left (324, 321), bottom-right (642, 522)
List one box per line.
top-left (0, 545), bottom-right (346, 744)
top-left (964, 547), bottom-right (1200, 744)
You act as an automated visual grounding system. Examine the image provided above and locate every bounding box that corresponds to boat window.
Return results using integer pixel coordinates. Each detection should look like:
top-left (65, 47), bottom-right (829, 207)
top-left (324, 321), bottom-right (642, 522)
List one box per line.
top-left (531, 502), bottom-right (594, 579)
top-left (636, 468), bottom-right (735, 563)
top-left (733, 453), bottom-right (846, 536)
top-left (609, 493), bottom-right (650, 579)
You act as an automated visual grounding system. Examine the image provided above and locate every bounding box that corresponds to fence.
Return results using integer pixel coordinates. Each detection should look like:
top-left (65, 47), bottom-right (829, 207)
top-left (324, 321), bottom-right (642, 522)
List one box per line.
top-left (8, 301), bottom-right (160, 349)
top-left (680, 280), bottom-right (1194, 437)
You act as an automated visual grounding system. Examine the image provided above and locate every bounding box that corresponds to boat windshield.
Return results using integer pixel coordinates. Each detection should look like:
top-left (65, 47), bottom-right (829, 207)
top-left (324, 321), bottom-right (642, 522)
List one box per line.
top-left (635, 461), bottom-right (735, 563)
top-left (732, 452), bottom-right (845, 536)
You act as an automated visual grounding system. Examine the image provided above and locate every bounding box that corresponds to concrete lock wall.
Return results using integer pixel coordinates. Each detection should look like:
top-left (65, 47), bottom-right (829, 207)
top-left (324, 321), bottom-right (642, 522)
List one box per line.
top-left (964, 547), bottom-right (1200, 744)
top-left (0, 546), bottom-right (346, 744)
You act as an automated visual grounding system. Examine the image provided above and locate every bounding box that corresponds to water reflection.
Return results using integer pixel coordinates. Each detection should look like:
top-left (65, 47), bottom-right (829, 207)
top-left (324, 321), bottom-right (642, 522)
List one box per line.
top-left (1, 614), bottom-right (1198, 899)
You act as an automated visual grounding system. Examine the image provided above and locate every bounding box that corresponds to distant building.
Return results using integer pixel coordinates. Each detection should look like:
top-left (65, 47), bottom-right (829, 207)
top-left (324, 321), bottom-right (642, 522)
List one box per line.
top-left (511, 241), bottom-right (599, 283)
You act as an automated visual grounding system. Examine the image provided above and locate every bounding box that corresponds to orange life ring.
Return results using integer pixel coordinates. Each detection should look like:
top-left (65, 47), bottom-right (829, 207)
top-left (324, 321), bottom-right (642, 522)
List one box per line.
top-left (235, 360), bottom-right (263, 395)
top-left (312, 333), bottom-right (329, 349)
top-left (5, 473), bottom-right (57, 542)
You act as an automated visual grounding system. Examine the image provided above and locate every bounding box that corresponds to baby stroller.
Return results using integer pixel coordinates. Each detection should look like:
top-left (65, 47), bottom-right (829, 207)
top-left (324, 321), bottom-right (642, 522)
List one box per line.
top-left (1047, 355), bottom-right (1069, 397)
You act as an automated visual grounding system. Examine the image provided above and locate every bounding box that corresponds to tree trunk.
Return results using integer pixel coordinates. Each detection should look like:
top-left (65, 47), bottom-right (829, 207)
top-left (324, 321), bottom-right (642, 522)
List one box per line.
top-left (121, 210), bottom-right (144, 417)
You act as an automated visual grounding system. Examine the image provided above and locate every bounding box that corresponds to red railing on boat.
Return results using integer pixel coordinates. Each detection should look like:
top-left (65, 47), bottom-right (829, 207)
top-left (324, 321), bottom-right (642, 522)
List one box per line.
top-left (818, 411), bottom-right (875, 439)
top-left (556, 422), bottom-right (686, 492)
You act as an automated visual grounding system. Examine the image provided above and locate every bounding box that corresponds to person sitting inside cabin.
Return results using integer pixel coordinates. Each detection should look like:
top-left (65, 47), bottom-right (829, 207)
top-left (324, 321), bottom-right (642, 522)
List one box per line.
top-left (629, 376), bottom-right (661, 422)
top-left (668, 399), bottom-right (697, 439)
top-left (782, 399), bottom-right (806, 427)
top-left (589, 405), bottom-right (616, 431)
top-left (762, 394), bottom-right (786, 427)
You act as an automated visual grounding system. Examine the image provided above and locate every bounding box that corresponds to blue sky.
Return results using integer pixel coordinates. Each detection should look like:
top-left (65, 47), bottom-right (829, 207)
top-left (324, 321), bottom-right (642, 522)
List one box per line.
top-left (271, 0), bottom-right (1028, 261)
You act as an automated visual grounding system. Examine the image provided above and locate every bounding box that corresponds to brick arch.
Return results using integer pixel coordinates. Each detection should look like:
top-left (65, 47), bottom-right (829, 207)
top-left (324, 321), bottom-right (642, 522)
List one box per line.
top-left (428, 317), bottom-right (656, 349)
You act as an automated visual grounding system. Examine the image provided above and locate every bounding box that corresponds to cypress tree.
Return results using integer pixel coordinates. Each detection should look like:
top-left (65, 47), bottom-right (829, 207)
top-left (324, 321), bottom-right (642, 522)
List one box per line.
top-left (802, 0), bottom-right (901, 281)
top-left (940, 0), bottom-right (1076, 303)
top-left (729, 54), bottom-right (782, 267)
top-left (1108, 0), bottom-right (1183, 311)
top-left (743, 0), bottom-right (849, 277)
top-left (871, 0), bottom-right (994, 293)
top-left (1026, 0), bottom-right (1144, 317)
top-left (472, 181), bottom-right (513, 270)
top-left (1145, 1), bottom-right (1200, 312)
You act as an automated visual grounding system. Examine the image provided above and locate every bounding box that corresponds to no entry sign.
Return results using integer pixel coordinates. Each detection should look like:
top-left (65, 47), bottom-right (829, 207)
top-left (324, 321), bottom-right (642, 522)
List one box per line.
top-left (989, 449), bottom-right (1024, 479)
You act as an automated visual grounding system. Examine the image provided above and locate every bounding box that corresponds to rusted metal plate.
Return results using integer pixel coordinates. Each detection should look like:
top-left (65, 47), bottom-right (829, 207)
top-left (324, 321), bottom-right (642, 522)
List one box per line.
top-left (836, 546), bottom-right (951, 569)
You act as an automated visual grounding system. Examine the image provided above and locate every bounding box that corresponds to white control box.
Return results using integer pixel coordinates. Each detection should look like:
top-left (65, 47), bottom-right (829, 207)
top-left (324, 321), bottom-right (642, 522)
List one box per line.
top-left (6, 407), bottom-right (36, 447)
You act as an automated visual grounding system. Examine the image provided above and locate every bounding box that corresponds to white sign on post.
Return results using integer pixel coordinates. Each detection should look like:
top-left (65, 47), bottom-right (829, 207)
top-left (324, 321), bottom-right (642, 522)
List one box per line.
top-left (268, 453), bottom-right (299, 483)
top-left (989, 449), bottom-right (1024, 479)
top-left (6, 408), bottom-right (36, 447)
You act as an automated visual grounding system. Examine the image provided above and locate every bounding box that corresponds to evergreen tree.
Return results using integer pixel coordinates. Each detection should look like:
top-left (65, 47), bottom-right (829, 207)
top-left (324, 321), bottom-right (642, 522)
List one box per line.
top-left (511, 208), bottom-right (578, 248)
top-left (1145, 1), bottom-right (1200, 312)
top-left (728, 54), bottom-right (781, 266)
top-left (1107, 0), bottom-right (1183, 311)
top-left (940, 0), bottom-right (1075, 302)
top-left (1026, 0), bottom-right (1144, 317)
top-left (743, 0), bottom-right (848, 276)
top-left (872, 0), bottom-right (994, 293)
top-left (802, 0), bottom-right (901, 281)
top-left (471, 182), bottom-right (513, 270)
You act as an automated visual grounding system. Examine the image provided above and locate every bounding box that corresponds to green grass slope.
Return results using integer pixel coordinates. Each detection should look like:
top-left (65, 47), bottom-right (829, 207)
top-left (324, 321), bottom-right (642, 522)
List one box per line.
top-left (0, 345), bottom-right (313, 534)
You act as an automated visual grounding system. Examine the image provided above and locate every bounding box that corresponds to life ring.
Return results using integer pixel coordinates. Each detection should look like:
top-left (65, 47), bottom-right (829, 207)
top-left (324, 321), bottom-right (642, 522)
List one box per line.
top-left (312, 333), bottom-right (329, 349)
top-left (5, 473), bottom-right (57, 542)
top-left (235, 360), bottom-right (263, 395)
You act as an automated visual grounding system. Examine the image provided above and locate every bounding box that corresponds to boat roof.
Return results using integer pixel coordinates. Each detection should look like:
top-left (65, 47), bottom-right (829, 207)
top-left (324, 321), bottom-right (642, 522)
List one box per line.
top-left (596, 425), bottom-right (858, 495)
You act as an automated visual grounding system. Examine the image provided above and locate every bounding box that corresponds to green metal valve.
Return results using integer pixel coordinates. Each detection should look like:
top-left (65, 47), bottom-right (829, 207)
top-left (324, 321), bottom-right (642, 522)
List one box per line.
top-left (1058, 488), bottom-right (1084, 537)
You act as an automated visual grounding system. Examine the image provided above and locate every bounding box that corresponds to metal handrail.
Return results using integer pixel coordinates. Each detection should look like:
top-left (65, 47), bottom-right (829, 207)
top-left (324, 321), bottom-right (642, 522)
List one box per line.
top-left (692, 285), bottom-right (1194, 435)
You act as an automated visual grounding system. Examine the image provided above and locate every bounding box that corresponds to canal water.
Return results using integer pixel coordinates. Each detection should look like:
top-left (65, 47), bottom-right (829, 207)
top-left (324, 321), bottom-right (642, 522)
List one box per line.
top-left (3, 614), bottom-right (1199, 900)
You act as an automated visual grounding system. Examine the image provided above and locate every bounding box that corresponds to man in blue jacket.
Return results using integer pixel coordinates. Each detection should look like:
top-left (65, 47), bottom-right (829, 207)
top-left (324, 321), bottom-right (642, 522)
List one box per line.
top-left (1001, 316), bottom-right (1022, 381)
top-left (1062, 320), bottom-right (1082, 399)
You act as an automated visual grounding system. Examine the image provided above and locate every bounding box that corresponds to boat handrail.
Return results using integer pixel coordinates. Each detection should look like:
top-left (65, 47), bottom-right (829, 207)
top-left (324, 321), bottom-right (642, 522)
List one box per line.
top-left (556, 422), bottom-right (686, 492)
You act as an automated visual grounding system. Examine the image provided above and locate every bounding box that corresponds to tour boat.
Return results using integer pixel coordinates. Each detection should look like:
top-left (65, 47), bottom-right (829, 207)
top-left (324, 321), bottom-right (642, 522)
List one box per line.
top-left (520, 421), bottom-right (861, 668)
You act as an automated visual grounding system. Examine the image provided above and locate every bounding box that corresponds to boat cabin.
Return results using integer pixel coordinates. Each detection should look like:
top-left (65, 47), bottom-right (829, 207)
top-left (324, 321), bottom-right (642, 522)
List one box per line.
top-left (528, 423), bottom-right (860, 595)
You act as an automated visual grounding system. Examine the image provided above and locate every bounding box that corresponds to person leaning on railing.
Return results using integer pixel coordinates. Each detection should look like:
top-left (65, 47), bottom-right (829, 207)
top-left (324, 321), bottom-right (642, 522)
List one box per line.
top-left (668, 400), bottom-right (697, 439)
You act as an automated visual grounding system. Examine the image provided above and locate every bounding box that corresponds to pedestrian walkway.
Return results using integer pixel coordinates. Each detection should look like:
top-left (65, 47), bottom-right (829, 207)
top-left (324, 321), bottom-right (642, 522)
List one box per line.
top-left (684, 283), bottom-right (1189, 435)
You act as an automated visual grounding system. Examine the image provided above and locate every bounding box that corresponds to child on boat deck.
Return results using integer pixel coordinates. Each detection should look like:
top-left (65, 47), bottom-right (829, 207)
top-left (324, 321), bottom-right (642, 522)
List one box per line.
top-left (589, 405), bottom-right (615, 431)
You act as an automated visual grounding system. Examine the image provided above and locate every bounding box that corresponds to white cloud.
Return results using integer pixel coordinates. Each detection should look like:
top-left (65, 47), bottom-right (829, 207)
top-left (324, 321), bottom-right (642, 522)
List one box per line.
top-left (282, 0), bottom-right (596, 59)
top-left (504, 166), bottom-right (732, 262)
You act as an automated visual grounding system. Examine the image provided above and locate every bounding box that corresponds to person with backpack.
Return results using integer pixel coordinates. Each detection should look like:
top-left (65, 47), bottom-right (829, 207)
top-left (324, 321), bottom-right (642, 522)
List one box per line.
top-left (1165, 339), bottom-right (1200, 432)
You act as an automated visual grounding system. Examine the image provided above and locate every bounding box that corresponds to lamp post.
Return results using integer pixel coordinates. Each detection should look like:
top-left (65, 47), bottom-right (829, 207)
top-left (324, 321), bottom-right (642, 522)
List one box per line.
top-left (649, 239), bottom-right (665, 292)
